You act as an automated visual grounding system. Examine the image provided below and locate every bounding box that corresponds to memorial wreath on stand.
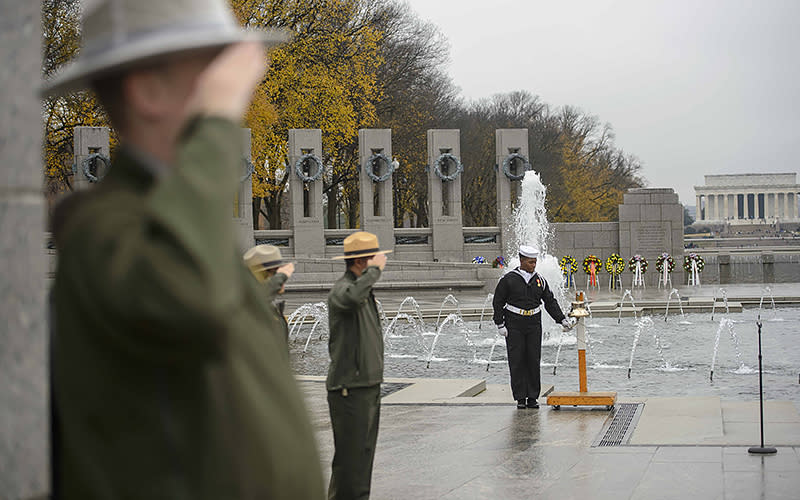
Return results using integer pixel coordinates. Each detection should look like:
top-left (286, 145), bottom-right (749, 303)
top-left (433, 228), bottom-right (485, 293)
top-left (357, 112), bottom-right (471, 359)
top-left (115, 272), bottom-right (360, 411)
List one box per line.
top-left (629, 255), bottom-right (648, 288)
top-left (683, 253), bottom-right (704, 286)
top-left (583, 255), bottom-right (602, 289)
top-left (472, 256), bottom-right (487, 264)
top-left (605, 253), bottom-right (625, 290)
top-left (560, 255), bottom-right (578, 288)
top-left (492, 256), bottom-right (505, 269)
top-left (656, 253), bottom-right (675, 289)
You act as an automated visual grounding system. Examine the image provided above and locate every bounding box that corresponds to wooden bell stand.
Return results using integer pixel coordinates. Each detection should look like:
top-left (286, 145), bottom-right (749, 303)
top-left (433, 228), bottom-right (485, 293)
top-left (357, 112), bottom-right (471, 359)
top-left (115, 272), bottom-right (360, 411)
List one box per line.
top-left (547, 292), bottom-right (617, 410)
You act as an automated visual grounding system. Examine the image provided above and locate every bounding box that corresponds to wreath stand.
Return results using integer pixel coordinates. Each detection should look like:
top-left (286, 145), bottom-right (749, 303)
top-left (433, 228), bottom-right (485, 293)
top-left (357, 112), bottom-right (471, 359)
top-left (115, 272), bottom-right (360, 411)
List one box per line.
top-left (657, 266), bottom-right (672, 289)
top-left (688, 260), bottom-right (701, 287)
top-left (632, 261), bottom-right (646, 289)
top-left (548, 292), bottom-right (616, 410)
top-left (608, 273), bottom-right (622, 291)
top-left (564, 272), bottom-right (578, 291)
top-left (586, 263), bottom-right (600, 290)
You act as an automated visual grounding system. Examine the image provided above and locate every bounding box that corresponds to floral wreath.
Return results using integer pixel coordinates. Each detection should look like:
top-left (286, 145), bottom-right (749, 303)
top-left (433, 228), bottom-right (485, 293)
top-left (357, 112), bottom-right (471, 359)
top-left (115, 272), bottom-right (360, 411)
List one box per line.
top-left (433, 153), bottom-right (463, 182)
top-left (628, 255), bottom-right (648, 273)
top-left (492, 256), bottom-right (505, 268)
top-left (655, 253), bottom-right (675, 273)
top-left (559, 255), bottom-right (578, 275)
top-left (294, 153), bottom-right (325, 183)
top-left (472, 256), bottom-right (486, 264)
top-left (605, 253), bottom-right (625, 275)
top-left (81, 153), bottom-right (112, 183)
top-left (683, 253), bottom-right (705, 272)
top-left (583, 255), bottom-right (603, 274)
top-left (365, 152), bottom-right (394, 182)
top-left (501, 152), bottom-right (531, 181)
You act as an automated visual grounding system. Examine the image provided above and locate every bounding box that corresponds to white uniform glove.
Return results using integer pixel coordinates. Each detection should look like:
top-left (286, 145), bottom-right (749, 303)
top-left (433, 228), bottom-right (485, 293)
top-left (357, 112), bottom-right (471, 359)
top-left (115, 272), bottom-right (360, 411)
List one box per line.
top-left (561, 317), bottom-right (577, 331)
top-left (497, 325), bottom-right (508, 337)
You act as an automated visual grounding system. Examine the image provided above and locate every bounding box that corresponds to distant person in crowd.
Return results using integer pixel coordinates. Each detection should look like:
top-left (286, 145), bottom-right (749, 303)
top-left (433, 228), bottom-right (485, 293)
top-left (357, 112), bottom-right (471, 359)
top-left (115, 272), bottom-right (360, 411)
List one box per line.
top-left (43, 0), bottom-right (324, 497)
top-left (327, 231), bottom-right (390, 499)
top-left (492, 246), bottom-right (575, 408)
top-left (244, 244), bottom-right (295, 340)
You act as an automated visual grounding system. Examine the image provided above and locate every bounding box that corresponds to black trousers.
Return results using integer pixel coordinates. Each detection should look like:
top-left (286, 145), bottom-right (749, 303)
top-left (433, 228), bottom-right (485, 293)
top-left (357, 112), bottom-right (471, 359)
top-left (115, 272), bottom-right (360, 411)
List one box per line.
top-left (505, 316), bottom-right (543, 401)
top-left (327, 385), bottom-right (381, 500)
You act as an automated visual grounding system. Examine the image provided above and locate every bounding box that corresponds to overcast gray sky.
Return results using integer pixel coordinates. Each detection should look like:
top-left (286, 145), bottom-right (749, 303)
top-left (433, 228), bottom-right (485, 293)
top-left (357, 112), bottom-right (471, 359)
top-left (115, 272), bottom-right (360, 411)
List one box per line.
top-left (402, 0), bottom-right (800, 206)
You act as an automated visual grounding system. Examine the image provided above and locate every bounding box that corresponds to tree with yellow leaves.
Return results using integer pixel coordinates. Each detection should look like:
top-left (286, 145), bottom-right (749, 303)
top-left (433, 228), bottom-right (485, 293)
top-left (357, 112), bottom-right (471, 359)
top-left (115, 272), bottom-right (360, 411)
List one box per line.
top-left (42, 0), bottom-right (113, 213)
top-left (231, 0), bottom-right (384, 228)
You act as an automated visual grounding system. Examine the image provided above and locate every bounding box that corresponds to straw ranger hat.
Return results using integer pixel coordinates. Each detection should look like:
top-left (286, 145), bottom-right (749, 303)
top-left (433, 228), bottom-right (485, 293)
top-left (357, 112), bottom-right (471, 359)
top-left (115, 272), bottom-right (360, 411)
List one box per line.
top-left (41, 0), bottom-right (289, 96)
top-left (332, 231), bottom-right (392, 260)
top-left (243, 245), bottom-right (287, 273)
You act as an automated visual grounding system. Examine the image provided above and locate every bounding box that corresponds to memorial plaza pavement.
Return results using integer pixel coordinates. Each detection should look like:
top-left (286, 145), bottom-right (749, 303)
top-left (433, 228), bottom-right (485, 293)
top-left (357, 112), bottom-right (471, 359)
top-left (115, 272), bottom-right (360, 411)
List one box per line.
top-left (293, 283), bottom-right (800, 499)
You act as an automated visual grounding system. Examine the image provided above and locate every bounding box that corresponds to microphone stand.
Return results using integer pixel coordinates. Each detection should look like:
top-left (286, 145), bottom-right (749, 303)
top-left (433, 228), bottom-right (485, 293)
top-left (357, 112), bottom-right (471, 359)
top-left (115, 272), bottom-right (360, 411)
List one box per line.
top-left (748, 315), bottom-right (777, 455)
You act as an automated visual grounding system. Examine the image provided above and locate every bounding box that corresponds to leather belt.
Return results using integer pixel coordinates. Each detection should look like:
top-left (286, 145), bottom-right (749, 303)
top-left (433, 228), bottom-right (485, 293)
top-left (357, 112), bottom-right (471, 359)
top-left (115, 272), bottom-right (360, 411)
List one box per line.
top-left (504, 304), bottom-right (541, 316)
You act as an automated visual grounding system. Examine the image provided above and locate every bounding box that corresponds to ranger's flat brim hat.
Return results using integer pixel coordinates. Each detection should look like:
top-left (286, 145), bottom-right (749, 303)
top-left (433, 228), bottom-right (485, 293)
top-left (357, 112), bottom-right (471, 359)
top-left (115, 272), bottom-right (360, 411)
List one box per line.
top-left (243, 244), bottom-right (287, 271)
top-left (41, 0), bottom-right (290, 97)
top-left (332, 231), bottom-right (392, 260)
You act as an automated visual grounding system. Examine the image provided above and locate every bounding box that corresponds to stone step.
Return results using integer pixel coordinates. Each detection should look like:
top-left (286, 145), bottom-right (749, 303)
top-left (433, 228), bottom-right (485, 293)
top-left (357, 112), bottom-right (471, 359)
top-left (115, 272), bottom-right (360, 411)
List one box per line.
top-left (286, 280), bottom-right (486, 293)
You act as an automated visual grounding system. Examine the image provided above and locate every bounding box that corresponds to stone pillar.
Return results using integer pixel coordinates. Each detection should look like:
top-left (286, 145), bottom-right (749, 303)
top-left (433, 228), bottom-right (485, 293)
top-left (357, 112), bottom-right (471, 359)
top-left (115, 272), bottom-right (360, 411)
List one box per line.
top-left (618, 188), bottom-right (684, 286)
top-left (233, 129), bottom-right (255, 251)
top-left (708, 194), bottom-right (715, 220)
top-left (427, 129), bottom-right (463, 262)
top-left (695, 194), bottom-right (702, 221)
top-left (762, 251), bottom-right (775, 283)
top-left (0, 1), bottom-right (49, 497)
top-left (734, 193), bottom-right (740, 220)
top-left (723, 193), bottom-right (729, 220)
top-left (718, 253), bottom-right (731, 284)
top-left (358, 129), bottom-right (394, 253)
top-left (780, 192), bottom-right (787, 218)
top-left (495, 129), bottom-right (528, 255)
top-left (287, 129), bottom-right (324, 257)
top-left (73, 126), bottom-right (111, 190)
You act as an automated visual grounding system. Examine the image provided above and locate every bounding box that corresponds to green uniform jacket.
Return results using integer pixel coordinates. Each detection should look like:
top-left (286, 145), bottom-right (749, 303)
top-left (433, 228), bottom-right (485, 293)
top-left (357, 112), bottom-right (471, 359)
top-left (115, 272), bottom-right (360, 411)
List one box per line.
top-left (52, 117), bottom-right (324, 499)
top-left (325, 267), bottom-right (384, 391)
top-left (264, 273), bottom-right (289, 340)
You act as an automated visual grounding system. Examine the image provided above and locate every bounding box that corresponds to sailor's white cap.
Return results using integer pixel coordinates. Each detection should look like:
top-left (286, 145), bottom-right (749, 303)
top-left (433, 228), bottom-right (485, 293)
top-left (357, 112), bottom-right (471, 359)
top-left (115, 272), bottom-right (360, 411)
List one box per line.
top-left (519, 246), bottom-right (539, 259)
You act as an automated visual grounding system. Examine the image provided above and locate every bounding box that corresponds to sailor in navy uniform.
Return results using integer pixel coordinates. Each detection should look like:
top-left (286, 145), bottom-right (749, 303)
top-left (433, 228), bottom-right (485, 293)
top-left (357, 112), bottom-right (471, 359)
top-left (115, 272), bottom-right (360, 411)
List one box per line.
top-left (493, 246), bottom-right (575, 408)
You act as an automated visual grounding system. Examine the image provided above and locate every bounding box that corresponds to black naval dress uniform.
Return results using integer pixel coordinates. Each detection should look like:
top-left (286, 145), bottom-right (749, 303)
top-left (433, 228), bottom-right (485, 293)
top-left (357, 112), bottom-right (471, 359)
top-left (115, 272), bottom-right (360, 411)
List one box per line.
top-left (493, 269), bottom-right (567, 404)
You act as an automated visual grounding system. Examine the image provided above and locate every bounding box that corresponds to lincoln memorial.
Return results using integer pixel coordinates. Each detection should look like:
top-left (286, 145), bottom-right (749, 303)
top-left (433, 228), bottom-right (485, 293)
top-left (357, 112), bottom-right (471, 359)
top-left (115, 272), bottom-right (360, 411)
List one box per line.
top-left (694, 173), bottom-right (800, 223)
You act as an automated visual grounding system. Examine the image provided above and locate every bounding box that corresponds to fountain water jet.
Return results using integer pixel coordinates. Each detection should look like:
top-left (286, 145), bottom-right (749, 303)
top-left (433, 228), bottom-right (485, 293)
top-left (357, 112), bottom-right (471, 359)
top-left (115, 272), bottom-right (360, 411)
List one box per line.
top-left (709, 317), bottom-right (746, 381)
top-left (664, 288), bottom-right (689, 323)
top-left (711, 288), bottom-right (729, 321)
top-left (618, 289), bottom-right (638, 324)
top-left (435, 294), bottom-right (462, 330)
top-left (627, 316), bottom-right (653, 378)
top-left (758, 287), bottom-right (783, 322)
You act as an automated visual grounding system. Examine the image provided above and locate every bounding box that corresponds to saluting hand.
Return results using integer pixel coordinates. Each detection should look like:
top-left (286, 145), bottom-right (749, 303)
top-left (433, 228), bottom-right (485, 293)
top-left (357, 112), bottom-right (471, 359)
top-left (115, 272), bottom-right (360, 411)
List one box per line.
top-left (277, 262), bottom-right (295, 279)
top-left (367, 253), bottom-right (387, 271)
top-left (188, 42), bottom-right (266, 122)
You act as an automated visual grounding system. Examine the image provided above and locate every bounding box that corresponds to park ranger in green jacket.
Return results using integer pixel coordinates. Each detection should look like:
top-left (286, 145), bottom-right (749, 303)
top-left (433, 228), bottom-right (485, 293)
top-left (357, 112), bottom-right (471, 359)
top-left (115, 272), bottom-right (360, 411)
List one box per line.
top-left (42, 0), bottom-right (324, 498)
top-left (244, 244), bottom-right (294, 340)
top-left (327, 231), bottom-right (390, 500)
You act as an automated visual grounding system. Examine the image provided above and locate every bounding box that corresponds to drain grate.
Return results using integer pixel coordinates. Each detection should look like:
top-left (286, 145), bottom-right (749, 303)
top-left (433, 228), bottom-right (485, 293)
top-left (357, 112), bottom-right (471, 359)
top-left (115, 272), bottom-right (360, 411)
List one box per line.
top-left (381, 382), bottom-right (411, 398)
top-left (593, 403), bottom-right (644, 447)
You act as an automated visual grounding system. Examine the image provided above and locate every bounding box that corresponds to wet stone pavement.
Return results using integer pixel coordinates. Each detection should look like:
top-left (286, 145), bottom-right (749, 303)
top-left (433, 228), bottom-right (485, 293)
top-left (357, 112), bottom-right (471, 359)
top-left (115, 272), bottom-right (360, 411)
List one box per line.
top-left (298, 380), bottom-right (800, 499)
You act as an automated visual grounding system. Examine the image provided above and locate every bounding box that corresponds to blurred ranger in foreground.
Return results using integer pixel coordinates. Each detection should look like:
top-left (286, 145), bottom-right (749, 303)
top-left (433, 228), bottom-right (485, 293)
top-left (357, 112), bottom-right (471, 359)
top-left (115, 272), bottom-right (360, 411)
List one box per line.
top-left (44, 0), bottom-right (324, 497)
top-left (492, 246), bottom-right (575, 409)
top-left (326, 231), bottom-right (390, 500)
